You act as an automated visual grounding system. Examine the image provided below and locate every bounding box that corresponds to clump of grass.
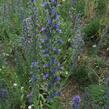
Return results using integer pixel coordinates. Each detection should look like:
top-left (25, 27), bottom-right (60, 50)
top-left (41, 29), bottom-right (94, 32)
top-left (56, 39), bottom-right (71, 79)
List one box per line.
top-left (83, 18), bottom-right (100, 42)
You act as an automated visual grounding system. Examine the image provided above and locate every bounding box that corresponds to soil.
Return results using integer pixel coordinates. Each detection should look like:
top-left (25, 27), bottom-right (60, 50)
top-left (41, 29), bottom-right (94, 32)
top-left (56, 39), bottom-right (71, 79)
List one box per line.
top-left (60, 79), bottom-right (80, 109)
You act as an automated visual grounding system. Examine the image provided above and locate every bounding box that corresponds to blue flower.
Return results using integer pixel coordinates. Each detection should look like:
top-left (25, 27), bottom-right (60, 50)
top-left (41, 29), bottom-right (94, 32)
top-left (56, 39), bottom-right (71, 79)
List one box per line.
top-left (31, 0), bottom-right (35, 2)
top-left (50, 57), bottom-right (57, 64)
top-left (50, 0), bottom-right (57, 5)
top-left (44, 63), bottom-right (50, 68)
top-left (51, 0), bottom-right (57, 3)
top-left (0, 88), bottom-right (8, 99)
top-left (54, 76), bottom-right (61, 82)
top-left (40, 27), bottom-right (46, 32)
top-left (53, 48), bottom-right (61, 54)
top-left (51, 8), bottom-right (57, 16)
top-left (56, 14), bottom-right (60, 21)
top-left (44, 73), bottom-right (49, 79)
top-left (42, 2), bottom-right (48, 7)
top-left (51, 67), bottom-right (58, 74)
top-left (54, 23), bottom-right (61, 32)
top-left (54, 24), bottom-right (59, 29)
top-left (31, 62), bottom-right (38, 68)
top-left (48, 18), bottom-right (53, 25)
top-left (72, 95), bottom-right (81, 109)
top-left (73, 95), bottom-right (81, 104)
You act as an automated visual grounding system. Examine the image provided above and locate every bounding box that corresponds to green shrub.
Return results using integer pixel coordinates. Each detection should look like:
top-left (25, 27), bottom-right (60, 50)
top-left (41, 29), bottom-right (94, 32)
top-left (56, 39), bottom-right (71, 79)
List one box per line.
top-left (96, 0), bottom-right (107, 16)
top-left (86, 84), bottom-right (105, 106)
top-left (72, 65), bottom-right (91, 86)
top-left (83, 19), bottom-right (100, 41)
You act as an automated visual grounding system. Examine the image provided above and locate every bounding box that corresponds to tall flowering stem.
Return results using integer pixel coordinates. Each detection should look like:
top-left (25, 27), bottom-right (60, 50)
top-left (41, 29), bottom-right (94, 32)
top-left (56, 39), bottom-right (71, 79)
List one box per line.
top-left (20, 0), bottom-right (41, 107)
top-left (70, 13), bottom-right (85, 72)
top-left (27, 0), bottom-right (41, 107)
top-left (41, 0), bottom-right (63, 102)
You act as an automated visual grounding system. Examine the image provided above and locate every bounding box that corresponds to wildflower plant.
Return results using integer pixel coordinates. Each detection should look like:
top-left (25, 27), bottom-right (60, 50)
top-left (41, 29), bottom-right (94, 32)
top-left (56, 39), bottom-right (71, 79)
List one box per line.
top-left (41, 0), bottom-right (63, 102)
top-left (70, 13), bottom-right (85, 72)
top-left (18, 0), bottom-right (63, 108)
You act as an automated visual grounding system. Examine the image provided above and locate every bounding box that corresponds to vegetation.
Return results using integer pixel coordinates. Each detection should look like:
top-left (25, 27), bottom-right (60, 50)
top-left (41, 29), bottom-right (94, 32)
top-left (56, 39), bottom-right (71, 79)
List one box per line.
top-left (0, 0), bottom-right (109, 109)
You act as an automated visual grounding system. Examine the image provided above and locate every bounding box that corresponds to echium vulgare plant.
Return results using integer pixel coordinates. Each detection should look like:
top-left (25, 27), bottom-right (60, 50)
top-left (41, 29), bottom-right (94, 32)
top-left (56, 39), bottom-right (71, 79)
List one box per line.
top-left (70, 13), bottom-right (85, 72)
top-left (14, 0), bottom-right (40, 107)
top-left (22, 0), bottom-right (39, 64)
top-left (28, 0), bottom-right (62, 108)
top-left (41, 0), bottom-right (63, 102)
top-left (14, 0), bottom-right (35, 86)
top-left (23, 0), bottom-right (40, 103)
